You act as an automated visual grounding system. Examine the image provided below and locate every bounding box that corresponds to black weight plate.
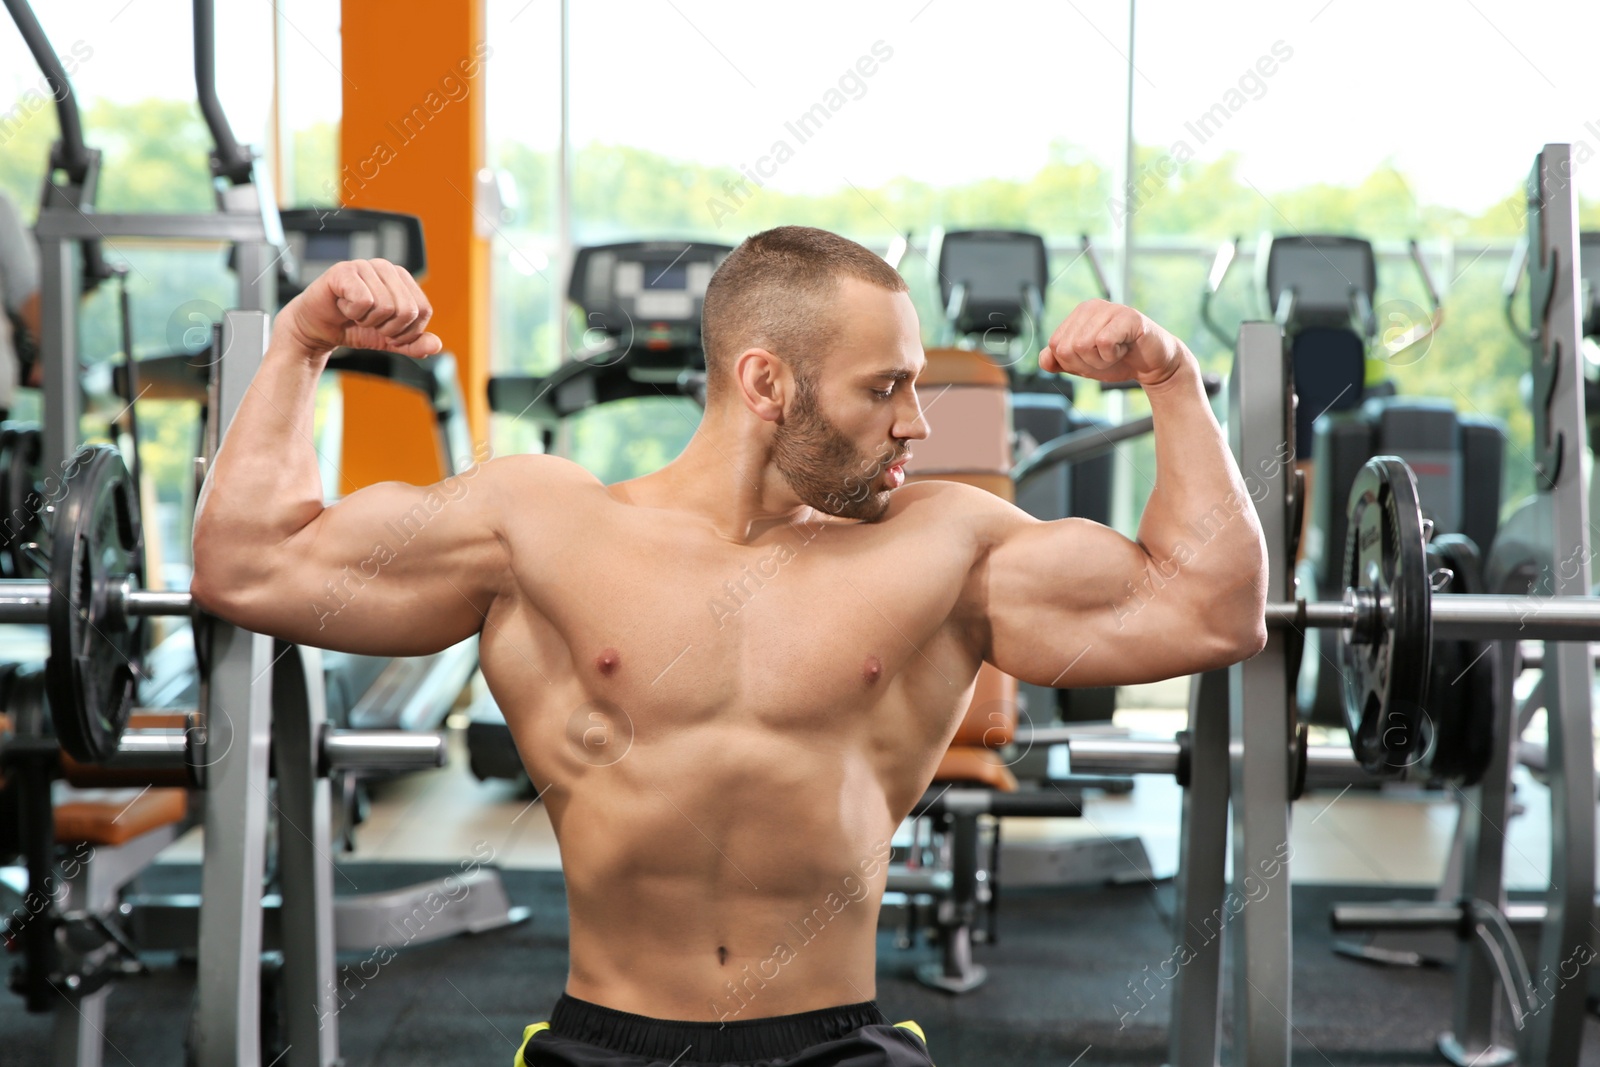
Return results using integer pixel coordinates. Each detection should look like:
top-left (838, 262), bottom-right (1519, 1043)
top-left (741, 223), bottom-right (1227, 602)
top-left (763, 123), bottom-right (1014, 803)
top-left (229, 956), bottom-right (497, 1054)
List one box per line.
top-left (1341, 456), bottom-right (1433, 776)
top-left (46, 446), bottom-right (145, 763)
top-left (1423, 534), bottom-right (1496, 786)
top-left (1284, 467), bottom-right (1306, 701)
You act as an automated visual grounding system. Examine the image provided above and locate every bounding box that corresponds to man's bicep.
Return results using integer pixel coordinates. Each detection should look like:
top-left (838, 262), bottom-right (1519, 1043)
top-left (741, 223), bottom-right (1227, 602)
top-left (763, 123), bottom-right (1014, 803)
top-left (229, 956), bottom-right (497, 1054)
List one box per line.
top-left (982, 516), bottom-right (1237, 689)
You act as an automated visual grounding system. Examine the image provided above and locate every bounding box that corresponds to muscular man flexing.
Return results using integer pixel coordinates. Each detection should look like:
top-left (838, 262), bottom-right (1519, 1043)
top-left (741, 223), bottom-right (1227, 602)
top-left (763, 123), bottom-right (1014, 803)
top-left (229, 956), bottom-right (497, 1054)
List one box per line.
top-left (192, 226), bottom-right (1267, 1067)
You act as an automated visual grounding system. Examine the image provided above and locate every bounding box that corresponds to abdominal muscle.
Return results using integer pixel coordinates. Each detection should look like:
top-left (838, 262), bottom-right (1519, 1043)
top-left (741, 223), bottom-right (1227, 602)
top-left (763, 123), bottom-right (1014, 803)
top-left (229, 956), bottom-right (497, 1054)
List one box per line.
top-left (537, 717), bottom-right (909, 1022)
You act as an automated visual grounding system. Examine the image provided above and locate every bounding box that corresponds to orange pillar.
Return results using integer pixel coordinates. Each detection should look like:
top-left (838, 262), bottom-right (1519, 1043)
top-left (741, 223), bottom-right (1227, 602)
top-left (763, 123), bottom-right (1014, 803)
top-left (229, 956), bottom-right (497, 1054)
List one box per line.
top-left (337, 1), bottom-right (490, 490)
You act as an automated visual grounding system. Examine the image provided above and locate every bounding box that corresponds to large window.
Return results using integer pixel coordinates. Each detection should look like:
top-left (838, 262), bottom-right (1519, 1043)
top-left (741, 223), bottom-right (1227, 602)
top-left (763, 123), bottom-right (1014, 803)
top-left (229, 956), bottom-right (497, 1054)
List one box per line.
top-left (486, 0), bottom-right (1132, 480)
top-left (0, 1), bottom-right (324, 576)
top-left (485, 0), bottom-right (563, 460)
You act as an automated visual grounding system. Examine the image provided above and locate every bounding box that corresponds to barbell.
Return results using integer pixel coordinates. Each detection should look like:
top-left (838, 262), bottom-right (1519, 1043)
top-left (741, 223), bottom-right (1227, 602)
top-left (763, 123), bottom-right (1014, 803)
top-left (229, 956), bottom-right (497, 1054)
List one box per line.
top-left (1266, 455), bottom-right (1590, 783)
top-left (0, 443), bottom-right (460, 786)
top-left (0, 443), bottom-right (192, 762)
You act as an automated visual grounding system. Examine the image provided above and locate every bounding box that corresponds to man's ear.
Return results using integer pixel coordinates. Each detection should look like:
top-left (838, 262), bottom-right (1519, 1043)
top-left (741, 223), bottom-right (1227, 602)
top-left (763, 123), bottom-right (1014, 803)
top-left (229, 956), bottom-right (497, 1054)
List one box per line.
top-left (735, 347), bottom-right (789, 422)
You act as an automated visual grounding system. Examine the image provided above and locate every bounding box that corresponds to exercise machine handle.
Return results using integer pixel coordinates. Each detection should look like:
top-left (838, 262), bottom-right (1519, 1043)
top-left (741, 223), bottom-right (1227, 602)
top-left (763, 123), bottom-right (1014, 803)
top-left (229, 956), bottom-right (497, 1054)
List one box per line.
top-left (2, 0), bottom-right (90, 181)
top-left (1079, 234), bottom-right (1113, 300)
top-left (1503, 235), bottom-right (1537, 343)
top-left (1199, 237), bottom-right (1240, 348)
top-left (884, 232), bottom-right (910, 271)
top-left (193, 0), bottom-right (254, 184)
top-left (1375, 239), bottom-right (1445, 361)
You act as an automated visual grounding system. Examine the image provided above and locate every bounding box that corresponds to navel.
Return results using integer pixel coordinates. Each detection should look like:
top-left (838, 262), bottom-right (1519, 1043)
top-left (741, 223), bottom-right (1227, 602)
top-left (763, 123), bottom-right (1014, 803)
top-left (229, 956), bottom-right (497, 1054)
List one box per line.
top-left (717, 945), bottom-right (729, 966)
top-left (862, 655), bottom-right (883, 684)
top-left (595, 647), bottom-right (621, 677)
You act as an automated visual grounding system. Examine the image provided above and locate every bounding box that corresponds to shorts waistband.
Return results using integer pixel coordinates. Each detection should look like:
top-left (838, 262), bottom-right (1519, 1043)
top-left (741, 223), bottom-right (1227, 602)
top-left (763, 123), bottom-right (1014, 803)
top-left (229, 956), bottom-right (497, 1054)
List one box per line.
top-left (548, 993), bottom-right (890, 1062)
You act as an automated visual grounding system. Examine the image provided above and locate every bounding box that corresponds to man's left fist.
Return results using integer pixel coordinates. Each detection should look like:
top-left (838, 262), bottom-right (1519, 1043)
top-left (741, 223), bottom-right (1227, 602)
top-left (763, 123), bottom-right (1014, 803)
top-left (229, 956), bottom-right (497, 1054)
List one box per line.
top-left (1041, 299), bottom-right (1185, 388)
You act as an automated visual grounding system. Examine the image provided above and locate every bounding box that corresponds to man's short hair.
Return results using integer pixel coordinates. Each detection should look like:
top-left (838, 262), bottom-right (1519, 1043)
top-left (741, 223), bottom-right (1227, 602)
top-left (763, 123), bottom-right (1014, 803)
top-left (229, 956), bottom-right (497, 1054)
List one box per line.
top-left (700, 226), bottom-right (908, 403)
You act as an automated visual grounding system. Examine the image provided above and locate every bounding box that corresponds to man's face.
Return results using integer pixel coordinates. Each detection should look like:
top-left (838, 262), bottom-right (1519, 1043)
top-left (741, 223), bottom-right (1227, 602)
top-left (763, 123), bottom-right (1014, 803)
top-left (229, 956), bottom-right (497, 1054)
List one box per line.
top-left (771, 281), bottom-right (926, 522)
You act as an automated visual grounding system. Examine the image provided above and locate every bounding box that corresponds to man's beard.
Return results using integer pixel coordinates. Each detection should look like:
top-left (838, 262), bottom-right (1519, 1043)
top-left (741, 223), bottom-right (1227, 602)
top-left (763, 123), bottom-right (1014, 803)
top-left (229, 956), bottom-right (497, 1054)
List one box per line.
top-left (771, 376), bottom-right (901, 522)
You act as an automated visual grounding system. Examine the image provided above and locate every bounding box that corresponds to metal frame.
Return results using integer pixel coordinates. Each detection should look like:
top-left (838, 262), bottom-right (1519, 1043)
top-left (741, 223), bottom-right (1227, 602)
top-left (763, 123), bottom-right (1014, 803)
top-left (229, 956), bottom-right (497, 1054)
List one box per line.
top-left (1505, 144), bottom-right (1593, 1067)
top-left (1225, 321), bottom-right (1296, 1067)
top-left (192, 311), bottom-right (278, 1067)
top-left (51, 822), bottom-right (181, 1067)
top-left (1165, 668), bottom-right (1228, 1067)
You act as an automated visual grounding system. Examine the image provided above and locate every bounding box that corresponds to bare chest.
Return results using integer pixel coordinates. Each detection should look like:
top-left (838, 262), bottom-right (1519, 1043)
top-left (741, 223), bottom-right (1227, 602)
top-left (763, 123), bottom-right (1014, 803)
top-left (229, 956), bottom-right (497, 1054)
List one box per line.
top-left (509, 509), bottom-right (977, 734)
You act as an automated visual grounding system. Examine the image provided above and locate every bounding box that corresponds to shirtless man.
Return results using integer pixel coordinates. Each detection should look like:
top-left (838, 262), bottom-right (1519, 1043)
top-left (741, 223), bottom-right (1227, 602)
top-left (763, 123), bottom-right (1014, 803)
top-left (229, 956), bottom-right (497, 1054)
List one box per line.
top-left (192, 226), bottom-right (1268, 1067)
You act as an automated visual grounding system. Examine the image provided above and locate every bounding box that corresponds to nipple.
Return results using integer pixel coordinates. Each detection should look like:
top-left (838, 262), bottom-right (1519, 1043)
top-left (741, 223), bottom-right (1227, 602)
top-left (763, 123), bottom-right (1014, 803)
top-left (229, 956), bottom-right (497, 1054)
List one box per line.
top-left (595, 648), bottom-right (621, 676)
top-left (862, 655), bottom-right (883, 684)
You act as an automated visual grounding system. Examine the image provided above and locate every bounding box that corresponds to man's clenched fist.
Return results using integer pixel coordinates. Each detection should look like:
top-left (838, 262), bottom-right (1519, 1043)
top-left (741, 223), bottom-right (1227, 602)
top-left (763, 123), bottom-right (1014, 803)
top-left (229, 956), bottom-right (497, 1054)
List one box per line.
top-left (279, 258), bottom-right (442, 359)
top-left (1041, 299), bottom-right (1187, 388)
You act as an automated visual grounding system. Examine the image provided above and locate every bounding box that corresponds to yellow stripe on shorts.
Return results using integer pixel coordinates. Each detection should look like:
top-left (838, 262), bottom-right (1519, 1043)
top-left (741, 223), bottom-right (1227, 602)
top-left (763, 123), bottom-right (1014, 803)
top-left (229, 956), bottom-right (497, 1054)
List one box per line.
top-left (894, 1020), bottom-right (926, 1042)
top-left (513, 1021), bottom-right (551, 1067)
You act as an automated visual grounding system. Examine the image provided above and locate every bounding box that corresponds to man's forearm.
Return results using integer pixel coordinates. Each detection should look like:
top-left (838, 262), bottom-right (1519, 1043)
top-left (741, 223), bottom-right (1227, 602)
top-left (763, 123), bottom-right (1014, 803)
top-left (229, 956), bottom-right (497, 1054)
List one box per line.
top-left (192, 336), bottom-right (329, 589)
top-left (1134, 351), bottom-right (1268, 605)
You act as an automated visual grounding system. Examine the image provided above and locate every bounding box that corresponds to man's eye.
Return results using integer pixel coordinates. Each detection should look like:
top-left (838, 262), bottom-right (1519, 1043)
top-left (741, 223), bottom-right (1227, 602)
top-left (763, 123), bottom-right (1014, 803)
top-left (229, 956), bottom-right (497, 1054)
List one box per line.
top-left (871, 387), bottom-right (893, 400)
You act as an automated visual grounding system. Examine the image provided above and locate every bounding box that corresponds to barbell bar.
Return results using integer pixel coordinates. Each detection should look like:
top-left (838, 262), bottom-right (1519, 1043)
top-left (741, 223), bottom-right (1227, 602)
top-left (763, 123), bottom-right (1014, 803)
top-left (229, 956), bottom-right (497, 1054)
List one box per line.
top-left (0, 582), bottom-right (192, 623)
top-left (91, 724), bottom-right (450, 778)
top-left (1263, 594), bottom-right (1600, 643)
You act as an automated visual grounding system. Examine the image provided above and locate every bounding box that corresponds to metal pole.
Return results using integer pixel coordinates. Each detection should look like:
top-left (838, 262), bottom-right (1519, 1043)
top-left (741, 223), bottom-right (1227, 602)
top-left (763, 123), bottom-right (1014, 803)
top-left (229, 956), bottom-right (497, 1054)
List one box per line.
top-left (551, 0), bottom-right (573, 365)
top-left (272, 642), bottom-right (342, 1067)
top-left (1167, 668), bottom-right (1228, 1067)
top-left (1264, 595), bottom-right (1600, 642)
top-left (1120, 0), bottom-right (1136, 306)
top-left (1522, 142), bottom-right (1596, 1067)
top-left (1063, 737), bottom-right (1181, 776)
top-left (39, 234), bottom-right (78, 477)
top-left (193, 310), bottom-right (274, 1067)
top-left (1438, 641), bottom-right (1517, 1066)
top-left (1227, 321), bottom-right (1294, 1067)
top-left (1106, 0), bottom-right (1138, 537)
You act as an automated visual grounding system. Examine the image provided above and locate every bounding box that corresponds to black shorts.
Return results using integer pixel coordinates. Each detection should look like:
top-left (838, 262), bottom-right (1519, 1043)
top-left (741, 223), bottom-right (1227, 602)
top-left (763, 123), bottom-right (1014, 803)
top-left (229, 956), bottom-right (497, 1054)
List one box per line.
top-left (514, 994), bottom-right (935, 1067)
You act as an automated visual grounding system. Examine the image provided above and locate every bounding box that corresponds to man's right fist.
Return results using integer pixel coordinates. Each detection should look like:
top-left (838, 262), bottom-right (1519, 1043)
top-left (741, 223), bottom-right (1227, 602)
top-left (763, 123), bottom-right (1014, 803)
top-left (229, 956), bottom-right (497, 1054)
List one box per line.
top-left (279, 259), bottom-right (442, 359)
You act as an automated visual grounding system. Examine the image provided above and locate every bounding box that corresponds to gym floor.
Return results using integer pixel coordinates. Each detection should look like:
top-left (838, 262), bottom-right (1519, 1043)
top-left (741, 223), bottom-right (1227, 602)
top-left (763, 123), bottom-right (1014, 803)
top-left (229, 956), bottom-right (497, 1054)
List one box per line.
top-left (3, 675), bottom-right (1591, 1067)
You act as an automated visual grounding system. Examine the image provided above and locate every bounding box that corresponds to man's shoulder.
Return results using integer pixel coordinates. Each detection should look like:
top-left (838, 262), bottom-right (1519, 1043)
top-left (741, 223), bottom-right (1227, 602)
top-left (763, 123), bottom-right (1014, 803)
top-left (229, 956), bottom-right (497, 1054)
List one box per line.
top-left (883, 478), bottom-right (1032, 549)
top-left (891, 477), bottom-right (1021, 519)
top-left (455, 453), bottom-right (605, 515)
top-left (473, 452), bottom-right (601, 490)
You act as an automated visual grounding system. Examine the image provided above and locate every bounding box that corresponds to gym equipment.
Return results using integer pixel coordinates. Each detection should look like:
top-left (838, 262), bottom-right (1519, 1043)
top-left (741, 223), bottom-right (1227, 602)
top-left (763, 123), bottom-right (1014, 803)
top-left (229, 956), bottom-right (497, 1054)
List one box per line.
top-left (1, 5), bottom-right (519, 1066)
top-left (1002, 444), bottom-right (1587, 787)
top-left (1197, 229), bottom-right (1508, 738)
top-left (0, 422), bottom-right (45, 578)
top-left (1166, 144), bottom-right (1594, 1067)
top-left (20, 19), bottom-right (282, 485)
top-left (0, 442), bottom-right (455, 772)
top-left (0, 310), bottom-right (522, 1067)
top-left (1315, 149), bottom-right (1599, 1067)
top-left (488, 239), bottom-right (733, 441)
top-left (935, 228), bottom-right (1050, 346)
top-left (1202, 232), bottom-right (1444, 460)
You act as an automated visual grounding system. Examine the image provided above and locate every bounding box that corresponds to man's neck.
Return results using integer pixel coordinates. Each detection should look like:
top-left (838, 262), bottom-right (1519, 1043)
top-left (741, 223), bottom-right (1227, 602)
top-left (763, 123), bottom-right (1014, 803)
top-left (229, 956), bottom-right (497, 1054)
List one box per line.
top-left (620, 432), bottom-right (817, 546)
